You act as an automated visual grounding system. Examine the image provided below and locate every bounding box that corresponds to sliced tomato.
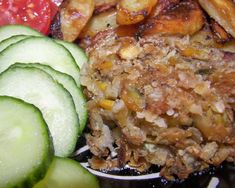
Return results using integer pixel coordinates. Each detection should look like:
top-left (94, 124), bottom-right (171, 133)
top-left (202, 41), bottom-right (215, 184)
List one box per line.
top-left (50, 0), bottom-right (63, 19)
top-left (0, 0), bottom-right (51, 34)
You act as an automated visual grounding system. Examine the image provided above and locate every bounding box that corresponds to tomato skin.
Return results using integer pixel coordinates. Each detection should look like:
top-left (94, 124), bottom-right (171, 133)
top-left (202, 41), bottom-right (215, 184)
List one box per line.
top-left (0, 0), bottom-right (51, 34)
top-left (50, 0), bottom-right (63, 19)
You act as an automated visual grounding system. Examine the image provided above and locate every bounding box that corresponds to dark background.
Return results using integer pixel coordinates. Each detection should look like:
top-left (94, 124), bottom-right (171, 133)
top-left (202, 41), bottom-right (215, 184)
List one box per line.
top-left (98, 163), bottom-right (235, 188)
top-left (76, 135), bottom-right (235, 188)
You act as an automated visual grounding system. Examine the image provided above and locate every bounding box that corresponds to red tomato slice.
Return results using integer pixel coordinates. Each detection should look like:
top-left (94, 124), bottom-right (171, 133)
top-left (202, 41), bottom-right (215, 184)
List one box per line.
top-left (0, 0), bottom-right (51, 34)
top-left (50, 0), bottom-right (63, 19)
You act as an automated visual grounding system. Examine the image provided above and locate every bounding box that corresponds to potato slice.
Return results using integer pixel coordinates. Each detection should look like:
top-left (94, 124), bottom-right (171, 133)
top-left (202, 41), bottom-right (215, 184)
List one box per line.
top-left (116, 24), bottom-right (140, 37)
top-left (94, 0), bottom-right (117, 14)
top-left (60, 0), bottom-right (95, 42)
top-left (80, 9), bottom-right (118, 38)
top-left (150, 0), bottom-right (180, 17)
top-left (210, 19), bottom-right (232, 44)
top-left (140, 0), bottom-right (204, 36)
top-left (117, 0), bottom-right (158, 25)
top-left (95, 0), bottom-right (117, 7)
top-left (198, 0), bottom-right (235, 38)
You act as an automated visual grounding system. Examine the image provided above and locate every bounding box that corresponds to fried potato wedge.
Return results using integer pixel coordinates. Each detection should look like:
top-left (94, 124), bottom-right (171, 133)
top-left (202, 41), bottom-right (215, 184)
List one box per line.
top-left (94, 0), bottom-right (117, 14)
top-left (150, 0), bottom-right (180, 17)
top-left (210, 19), bottom-right (232, 44)
top-left (117, 0), bottom-right (158, 25)
top-left (116, 24), bottom-right (140, 37)
top-left (80, 9), bottom-right (118, 38)
top-left (198, 0), bottom-right (235, 38)
top-left (140, 0), bottom-right (205, 36)
top-left (95, 0), bottom-right (117, 7)
top-left (60, 0), bottom-right (95, 42)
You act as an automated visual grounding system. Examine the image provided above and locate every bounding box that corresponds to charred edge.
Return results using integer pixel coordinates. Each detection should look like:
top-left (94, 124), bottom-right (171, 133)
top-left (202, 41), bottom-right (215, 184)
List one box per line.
top-left (94, 5), bottom-right (117, 15)
top-left (117, 137), bottom-right (128, 168)
top-left (49, 12), bottom-right (63, 40)
top-left (209, 19), bottom-right (232, 44)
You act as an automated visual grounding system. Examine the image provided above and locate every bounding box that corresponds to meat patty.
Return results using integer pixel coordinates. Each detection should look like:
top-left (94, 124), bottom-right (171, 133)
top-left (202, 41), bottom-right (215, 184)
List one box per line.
top-left (80, 29), bottom-right (235, 180)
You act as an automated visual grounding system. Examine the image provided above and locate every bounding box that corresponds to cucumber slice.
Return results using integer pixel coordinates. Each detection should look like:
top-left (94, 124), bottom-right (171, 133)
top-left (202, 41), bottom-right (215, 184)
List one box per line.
top-left (0, 96), bottom-right (53, 188)
top-left (56, 40), bottom-right (88, 69)
top-left (34, 157), bottom-right (100, 188)
top-left (12, 63), bottom-right (88, 133)
top-left (0, 35), bottom-right (29, 52)
top-left (0, 66), bottom-right (79, 157)
top-left (0, 36), bottom-right (80, 85)
top-left (0, 24), bottom-right (42, 42)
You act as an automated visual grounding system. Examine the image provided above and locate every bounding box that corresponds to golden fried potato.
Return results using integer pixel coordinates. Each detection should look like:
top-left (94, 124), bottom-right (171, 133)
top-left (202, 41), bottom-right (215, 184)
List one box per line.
top-left (150, 0), bottom-right (180, 17)
top-left (140, 0), bottom-right (205, 36)
top-left (198, 0), bottom-right (235, 38)
top-left (80, 9), bottom-right (118, 38)
top-left (60, 0), bottom-right (95, 42)
top-left (210, 19), bottom-right (232, 44)
top-left (117, 0), bottom-right (158, 25)
top-left (94, 0), bottom-right (117, 14)
top-left (95, 0), bottom-right (117, 7)
top-left (116, 24), bottom-right (140, 37)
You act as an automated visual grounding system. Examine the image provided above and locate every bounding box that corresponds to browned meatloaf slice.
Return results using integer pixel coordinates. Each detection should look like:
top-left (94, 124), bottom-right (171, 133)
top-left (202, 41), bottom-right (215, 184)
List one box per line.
top-left (80, 30), bottom-right (235, 180)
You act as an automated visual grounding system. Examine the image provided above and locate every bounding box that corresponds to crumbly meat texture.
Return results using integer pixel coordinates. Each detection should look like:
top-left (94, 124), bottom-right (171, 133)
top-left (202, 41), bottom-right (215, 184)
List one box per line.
top-left (80, 30), bottom-right (235, 180)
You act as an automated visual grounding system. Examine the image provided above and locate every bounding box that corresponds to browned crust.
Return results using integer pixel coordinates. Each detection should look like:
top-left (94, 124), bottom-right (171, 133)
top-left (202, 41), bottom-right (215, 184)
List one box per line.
top-left (140, 0), bottom-right (205, 36)
top-left (116, 0), bottom-right (158, 25)
top-left (210, 19), bottom-right (232, 44)
top-left (199, 0), bottom-right (235, 38)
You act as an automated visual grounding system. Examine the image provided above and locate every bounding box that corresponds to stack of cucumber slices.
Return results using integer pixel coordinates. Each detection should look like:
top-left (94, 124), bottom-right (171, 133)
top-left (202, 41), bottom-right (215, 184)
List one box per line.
top-left (0, 25), bottom-right (99, 188)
